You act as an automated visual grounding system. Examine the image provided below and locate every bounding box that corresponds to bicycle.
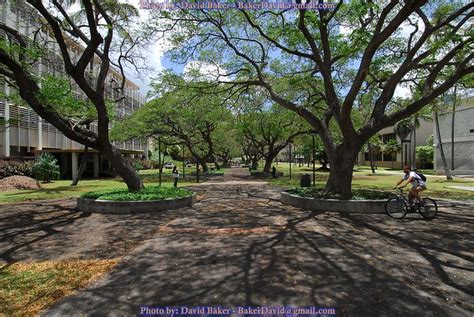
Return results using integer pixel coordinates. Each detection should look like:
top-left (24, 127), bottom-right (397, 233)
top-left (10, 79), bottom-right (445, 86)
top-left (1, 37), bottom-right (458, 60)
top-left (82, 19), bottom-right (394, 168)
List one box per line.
top-left (385, 186), bottom-right (438, 219)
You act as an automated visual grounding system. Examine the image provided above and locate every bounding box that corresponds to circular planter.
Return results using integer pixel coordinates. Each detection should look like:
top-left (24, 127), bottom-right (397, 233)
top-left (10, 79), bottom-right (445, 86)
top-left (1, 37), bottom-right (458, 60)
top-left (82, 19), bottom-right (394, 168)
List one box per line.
top-left (251, 171), bottom-right (284, 178)
top-left (77, 193), bottom-right (196, 214)
top-left (281, 191), bottom-right (386, 214)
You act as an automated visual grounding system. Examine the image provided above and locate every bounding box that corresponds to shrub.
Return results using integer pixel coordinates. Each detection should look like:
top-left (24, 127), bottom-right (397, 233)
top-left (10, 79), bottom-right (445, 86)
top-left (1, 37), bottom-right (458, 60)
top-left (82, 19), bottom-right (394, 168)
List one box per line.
top-left (0, 160), bottom-right (34, 179)
top-left (128, 158), bottom-right (144, 172)
top-left (416, 145), bottom-right (434, 165)
top-left (32, 153), bottom-right (60, 183)
top-left (141, 160), bottom-right (155, 170)
top-left (287, 186), bottom-right (392, 200)
top-left (81, 186), bottom-right (192, 201)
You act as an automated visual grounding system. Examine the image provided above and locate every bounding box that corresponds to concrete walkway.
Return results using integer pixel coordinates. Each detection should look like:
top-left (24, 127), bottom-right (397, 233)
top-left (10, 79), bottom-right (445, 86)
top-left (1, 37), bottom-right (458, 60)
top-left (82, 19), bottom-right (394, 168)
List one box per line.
top-left (37, 168), bottom-right (473, 316)
top-left (447, 186), bottom-right (474, 192)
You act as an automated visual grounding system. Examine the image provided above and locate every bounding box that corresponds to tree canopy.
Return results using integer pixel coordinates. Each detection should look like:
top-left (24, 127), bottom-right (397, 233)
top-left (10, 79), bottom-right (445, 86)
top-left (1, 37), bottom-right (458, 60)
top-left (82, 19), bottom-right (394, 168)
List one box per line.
top-left (147, 0), bottom-right (473, 197)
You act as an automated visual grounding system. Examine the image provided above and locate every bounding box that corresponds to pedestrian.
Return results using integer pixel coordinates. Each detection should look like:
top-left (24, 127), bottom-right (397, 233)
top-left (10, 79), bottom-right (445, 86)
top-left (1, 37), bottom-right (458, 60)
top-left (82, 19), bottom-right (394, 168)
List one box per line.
top-left (172, 166), bottom-right (179, 187)
top-left (272, 165), bottom-right (277, 178)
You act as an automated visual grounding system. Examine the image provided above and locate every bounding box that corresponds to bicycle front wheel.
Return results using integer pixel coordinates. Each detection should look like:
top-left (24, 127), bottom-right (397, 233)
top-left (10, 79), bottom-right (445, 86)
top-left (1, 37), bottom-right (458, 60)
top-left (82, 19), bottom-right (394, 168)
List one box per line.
top-left (385, 197), bottom-right (408, 219)
top-left (418, 198), bottom-right (438, 219)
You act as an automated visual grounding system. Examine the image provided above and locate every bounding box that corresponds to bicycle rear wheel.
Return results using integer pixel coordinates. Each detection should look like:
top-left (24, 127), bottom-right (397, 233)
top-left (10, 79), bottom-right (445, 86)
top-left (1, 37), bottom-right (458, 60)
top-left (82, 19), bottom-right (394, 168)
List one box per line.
top-left (418, 198), bottom-right (438, 219)
top-left (385, 197), bottom-right (408, 219)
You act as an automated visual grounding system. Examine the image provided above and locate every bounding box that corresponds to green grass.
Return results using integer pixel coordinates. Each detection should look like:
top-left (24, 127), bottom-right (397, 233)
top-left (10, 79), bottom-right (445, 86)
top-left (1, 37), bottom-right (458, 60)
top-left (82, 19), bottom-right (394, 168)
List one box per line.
top-left (81, 186), bottom-right (192, 201)
top-left (0, 260), bottom-right (118, 316)
top-left (0, 169), bottom-right (198, 204)
top-left (268, 165), bottom-right (474, 200)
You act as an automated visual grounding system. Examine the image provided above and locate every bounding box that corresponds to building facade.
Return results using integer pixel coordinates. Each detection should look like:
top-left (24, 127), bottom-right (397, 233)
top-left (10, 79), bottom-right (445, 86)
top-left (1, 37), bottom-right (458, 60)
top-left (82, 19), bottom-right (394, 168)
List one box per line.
top-left (434, 96), bottom-right (474, 175)
top-left (358, 120), bottom-right (433, 170)
top-left (0, 0), bottom-right (147, 179)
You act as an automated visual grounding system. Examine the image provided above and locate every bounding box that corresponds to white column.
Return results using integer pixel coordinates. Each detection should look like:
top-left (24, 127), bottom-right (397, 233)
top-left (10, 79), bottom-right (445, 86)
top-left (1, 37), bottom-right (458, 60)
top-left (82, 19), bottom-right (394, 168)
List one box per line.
top-left (37, 117), bottom-right (43, 150)
top-left (71, 152), bottom-right (78, 180)
top-left (93, 153), bottom-right (100, 178)
top-left (2, 102), bottom-right (10, 157)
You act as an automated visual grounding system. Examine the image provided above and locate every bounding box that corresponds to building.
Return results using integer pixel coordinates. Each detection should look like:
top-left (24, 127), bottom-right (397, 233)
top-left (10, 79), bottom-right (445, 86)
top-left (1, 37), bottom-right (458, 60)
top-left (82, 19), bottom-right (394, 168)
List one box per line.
top-left (434, 96), bottom-right (474, 175)
top-left (358, 120), bottom-right (433, 170)
top-left (0, 0), bottom-right (147, 179)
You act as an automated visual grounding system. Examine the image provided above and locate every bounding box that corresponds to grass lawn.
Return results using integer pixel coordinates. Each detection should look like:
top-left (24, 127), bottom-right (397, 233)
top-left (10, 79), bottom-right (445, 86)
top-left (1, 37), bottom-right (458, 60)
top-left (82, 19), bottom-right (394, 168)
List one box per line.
top-left (268, 163), bottom-right (474, 200)
top-left (0, 260), bottom-right (118, 316)
top-left (0, 169), bottom-right (200, 205)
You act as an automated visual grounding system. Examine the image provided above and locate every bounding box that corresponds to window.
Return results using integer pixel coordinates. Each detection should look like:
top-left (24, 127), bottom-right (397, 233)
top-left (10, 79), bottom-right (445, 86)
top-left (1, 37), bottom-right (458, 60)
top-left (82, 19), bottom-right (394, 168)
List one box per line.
top-left (382, 133), bottom-right (396, 144)
top-left (383, 153), bottom-right (397, 162)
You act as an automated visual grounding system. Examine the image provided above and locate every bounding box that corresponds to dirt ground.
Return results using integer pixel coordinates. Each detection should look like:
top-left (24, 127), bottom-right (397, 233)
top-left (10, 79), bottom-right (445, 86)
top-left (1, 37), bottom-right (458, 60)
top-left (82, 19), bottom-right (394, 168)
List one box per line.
top-left (1, 169), bottom-right (473, 316)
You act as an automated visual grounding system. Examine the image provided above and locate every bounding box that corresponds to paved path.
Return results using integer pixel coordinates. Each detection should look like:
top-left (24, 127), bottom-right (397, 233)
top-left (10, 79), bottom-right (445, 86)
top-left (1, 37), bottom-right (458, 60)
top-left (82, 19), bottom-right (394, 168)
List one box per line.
top-left (447, 186), bottom-right (474, 192)
top-left (8, 168), bottom-right (473, 317)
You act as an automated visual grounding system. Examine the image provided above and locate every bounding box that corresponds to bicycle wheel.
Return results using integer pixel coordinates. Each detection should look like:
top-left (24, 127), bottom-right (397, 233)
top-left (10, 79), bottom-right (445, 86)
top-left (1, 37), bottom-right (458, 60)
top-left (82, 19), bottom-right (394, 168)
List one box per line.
top-left (418, 198), bottom-right (438, 219)
top-left (385, 197), bottom-right (408, 219)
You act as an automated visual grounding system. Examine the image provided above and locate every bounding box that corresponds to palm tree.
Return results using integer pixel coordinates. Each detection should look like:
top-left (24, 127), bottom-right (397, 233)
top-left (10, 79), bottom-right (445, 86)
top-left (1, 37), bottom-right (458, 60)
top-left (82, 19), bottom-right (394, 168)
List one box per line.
top-left (383, 139), bottom-right (401, 169)
top-left (432, 96), bottom-right (453, 181)
top-left (395, 120), bottom-right (414, 168)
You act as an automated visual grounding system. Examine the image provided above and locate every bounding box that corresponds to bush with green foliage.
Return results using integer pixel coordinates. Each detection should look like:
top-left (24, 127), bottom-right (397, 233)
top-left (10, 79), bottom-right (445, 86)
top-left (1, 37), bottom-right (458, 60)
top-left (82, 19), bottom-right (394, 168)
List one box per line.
top-left (32, 153), bottom-right (60, 183)
top-left (0, 160), bottom-right (34, 179)
top-left (287, 187), bottom-right (393, 200)
top-left (128, 158), bottom-right (144, 172)
top-left (81, 186), bottom-right (192, 201)
top-left (416, 146), bottom-right (434, 165)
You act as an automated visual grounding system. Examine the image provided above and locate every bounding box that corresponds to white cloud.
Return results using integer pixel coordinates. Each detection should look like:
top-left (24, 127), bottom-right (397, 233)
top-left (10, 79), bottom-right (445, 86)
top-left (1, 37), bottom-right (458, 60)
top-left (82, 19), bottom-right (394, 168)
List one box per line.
top-left (183, 61), bottom-right (226, 82)
top-left (394, 84), bottom-right (412, 99)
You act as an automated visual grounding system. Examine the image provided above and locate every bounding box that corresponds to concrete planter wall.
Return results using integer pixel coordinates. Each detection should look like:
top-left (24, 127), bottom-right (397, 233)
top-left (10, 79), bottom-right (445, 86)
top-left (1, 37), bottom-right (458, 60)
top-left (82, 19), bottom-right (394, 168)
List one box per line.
top-left (281, 191), bottom-right (386, 214)
top-left (77, 193), bottom-right (196, 214)
top-left (251, 171), bottom-right (284, 178)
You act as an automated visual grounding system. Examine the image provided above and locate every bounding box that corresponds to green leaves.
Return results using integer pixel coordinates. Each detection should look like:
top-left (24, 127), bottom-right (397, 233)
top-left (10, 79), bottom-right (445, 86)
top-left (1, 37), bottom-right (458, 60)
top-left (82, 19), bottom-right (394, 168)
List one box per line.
top-left (36, 76), bottom-right (96, 120)
top-left (32, 153), bottom-right (60, 183)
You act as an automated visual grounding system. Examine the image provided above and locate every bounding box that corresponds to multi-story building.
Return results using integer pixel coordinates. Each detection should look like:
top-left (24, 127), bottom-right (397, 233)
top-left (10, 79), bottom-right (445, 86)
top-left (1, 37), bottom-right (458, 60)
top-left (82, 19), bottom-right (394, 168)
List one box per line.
top-left (434, 96), bottom-right (474, 175)
top-left (0, 0), bottom-right (147, 179)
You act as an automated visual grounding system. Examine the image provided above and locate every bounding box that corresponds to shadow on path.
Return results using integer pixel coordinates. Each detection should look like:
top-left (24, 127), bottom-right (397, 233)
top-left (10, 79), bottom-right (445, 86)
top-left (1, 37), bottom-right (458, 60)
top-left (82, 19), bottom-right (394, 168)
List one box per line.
top-left (42, 179), bottom-right (473, 317)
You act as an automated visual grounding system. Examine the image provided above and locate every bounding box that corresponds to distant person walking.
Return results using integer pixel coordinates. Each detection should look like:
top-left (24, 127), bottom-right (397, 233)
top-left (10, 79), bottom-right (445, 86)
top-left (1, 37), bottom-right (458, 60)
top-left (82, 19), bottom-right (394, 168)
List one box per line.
top-left (172, 166), bottom-right (179, 187)
top-left (272, 165), bottom-right (277, 178)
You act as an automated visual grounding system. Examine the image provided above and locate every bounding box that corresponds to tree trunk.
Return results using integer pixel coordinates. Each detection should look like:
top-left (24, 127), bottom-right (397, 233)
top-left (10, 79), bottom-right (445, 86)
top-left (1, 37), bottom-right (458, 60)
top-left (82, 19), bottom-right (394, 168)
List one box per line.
top-left (412, 122), bottom-right (417, 169)
top-left (263, 155), bottom-right (275, 174)
top-left (198, 159), bottom-right (209, 173)
top-left (263, 150), bottom-right (279, 173)
top-left (222, 157), bottom-right (229, 167)
top-left (251, 157), bottom-right (259, 170)
top-left (325, 145), bottom-right (358, 199)
top-left (434, 110), bottom-right (453, 181)
top-left (102, 144), bottom-right (143, 191)
top-left (318, 157), bottom-right (330, 171)
top-left (71, 146), bottom-right (89, 186)
top-left (368, 143), bottom-right (376, 174)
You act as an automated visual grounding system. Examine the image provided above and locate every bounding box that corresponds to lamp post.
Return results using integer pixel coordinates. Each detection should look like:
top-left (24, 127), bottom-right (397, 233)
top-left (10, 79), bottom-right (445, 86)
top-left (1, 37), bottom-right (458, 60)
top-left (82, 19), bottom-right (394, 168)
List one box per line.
top-left (312, 131), bottom-right (317, 187)
top-left (289, 142), bottom-right (292, 180)
top-left (182, 144), bottom-right (185, 180)
top-left (158, 136), bottom-right (162, 186)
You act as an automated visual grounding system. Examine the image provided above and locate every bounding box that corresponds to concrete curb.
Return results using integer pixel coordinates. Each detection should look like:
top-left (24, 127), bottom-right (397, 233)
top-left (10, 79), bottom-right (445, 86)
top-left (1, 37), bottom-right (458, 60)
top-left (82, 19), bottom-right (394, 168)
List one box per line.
top-left (77, 193), bottom-right (196, 214)
top-left (281, 191), bottom-right (386, 214)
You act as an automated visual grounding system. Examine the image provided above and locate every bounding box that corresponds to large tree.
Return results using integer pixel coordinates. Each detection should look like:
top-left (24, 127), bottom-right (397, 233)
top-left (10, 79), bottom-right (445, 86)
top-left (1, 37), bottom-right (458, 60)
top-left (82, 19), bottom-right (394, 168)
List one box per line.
top-left (238, 105), bottom-right (308, 173)
top-left (150, 1), bottom-right (473, 198)
top-left (0, 0), bottom-right (146, 191)
top-left (112, 73), bottom-right (235, 173)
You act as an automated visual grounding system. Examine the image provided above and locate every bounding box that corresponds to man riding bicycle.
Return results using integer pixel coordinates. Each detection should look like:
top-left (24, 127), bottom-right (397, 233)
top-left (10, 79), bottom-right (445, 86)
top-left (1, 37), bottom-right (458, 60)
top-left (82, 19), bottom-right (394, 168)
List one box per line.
top-left (394, 165), bottom-right (427, 206)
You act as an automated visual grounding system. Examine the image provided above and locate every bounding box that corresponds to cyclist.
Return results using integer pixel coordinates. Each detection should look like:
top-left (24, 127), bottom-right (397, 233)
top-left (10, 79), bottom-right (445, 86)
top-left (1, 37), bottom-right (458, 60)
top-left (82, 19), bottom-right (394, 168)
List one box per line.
top-left (394, 165), bottom-right (427, 206)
